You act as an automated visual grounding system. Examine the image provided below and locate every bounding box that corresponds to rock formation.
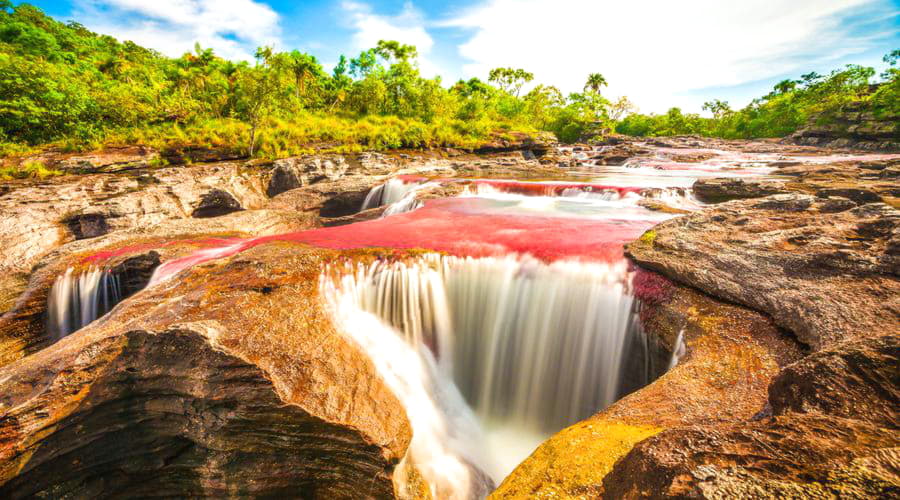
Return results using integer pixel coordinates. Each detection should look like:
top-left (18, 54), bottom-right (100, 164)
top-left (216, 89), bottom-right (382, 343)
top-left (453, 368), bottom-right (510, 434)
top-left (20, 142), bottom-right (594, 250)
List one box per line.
top-left (0, 245), bottom-right (421, 498)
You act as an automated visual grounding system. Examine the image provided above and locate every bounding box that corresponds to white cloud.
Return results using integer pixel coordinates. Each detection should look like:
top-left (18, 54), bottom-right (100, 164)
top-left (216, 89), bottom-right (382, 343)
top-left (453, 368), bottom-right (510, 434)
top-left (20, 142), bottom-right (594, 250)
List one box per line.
top-left (443, 0), bottom-right (896, 112)
top-left (72, 0), bottom-right (282, 60)
top-left (341, 1), bottom-right (442, 78)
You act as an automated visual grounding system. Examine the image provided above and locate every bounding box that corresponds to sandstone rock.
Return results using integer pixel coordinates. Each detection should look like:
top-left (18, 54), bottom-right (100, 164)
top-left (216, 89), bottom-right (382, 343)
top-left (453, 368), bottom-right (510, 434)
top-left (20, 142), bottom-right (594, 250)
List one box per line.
top-left (192, 189), bottom-right (244, 218)
top-left (493, 279), bottom-right (803, 498)
top-left (0, 245), bottom-right (417, 498)
top-left (693, 178), bottom-right (787, 203)
top-left (0, 162), bottom-right (270, 277)
top-left (267, 156), bottom-right (350, 197)
top-left (626, 195), bottom-right (900, 349)
top-left (602, 334), bottom-right (899, 498)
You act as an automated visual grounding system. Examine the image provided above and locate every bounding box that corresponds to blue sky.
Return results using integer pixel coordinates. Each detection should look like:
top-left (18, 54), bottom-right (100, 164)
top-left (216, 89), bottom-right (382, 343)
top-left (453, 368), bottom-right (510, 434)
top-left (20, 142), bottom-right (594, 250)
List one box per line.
top-left (26, 0), bottom-right (900, 114)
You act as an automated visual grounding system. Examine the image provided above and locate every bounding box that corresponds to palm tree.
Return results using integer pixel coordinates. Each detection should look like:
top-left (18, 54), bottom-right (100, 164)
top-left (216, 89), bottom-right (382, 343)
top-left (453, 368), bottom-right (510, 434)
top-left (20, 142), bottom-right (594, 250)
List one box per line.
top-left (288, 51), bottom-right (320, 100)
top-left (585, 73), bottom-right (608, 93)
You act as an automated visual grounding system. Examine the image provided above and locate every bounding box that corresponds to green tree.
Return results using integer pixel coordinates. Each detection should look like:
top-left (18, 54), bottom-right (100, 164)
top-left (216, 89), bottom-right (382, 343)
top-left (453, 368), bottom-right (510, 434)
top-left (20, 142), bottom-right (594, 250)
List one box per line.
top-left (488, 67), bottom-right (533, 97)
top-left (584, 73), bottom-right (607, 93)
top-left (236, 47), bottom-right (279, 156)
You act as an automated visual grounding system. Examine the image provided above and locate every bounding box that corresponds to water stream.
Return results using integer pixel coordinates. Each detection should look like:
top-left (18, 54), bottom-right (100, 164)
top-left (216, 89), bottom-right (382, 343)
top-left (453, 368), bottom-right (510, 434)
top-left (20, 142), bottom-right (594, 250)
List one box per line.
top-left (47, 266), bottom-right (123, 340)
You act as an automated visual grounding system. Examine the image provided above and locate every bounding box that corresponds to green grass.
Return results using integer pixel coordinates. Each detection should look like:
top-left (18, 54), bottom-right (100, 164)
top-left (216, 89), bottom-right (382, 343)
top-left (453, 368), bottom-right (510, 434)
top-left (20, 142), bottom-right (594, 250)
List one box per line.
top-left (26, 113), bottom-right (536, 161)
top-left (0, 160), bottom-right (62, 180)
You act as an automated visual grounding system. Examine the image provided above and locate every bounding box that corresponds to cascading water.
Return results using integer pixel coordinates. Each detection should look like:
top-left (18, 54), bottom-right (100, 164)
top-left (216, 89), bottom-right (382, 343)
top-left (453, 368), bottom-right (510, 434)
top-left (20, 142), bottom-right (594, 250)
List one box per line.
top-left (325, 253), bottom-right (656, 481)
top-left (47, 266), bottom-right (123, 340)
top-left (322, 270), bottom-right (493, 500)
top-left (362, 178), bottom-right (442, 217)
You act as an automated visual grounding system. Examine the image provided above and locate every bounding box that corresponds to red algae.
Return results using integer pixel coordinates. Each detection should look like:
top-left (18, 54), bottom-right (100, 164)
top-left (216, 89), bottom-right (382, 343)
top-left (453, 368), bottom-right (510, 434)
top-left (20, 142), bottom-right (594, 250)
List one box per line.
top-left (82, 237), bottom-right (241, 264)
top-left (395, 174), bottom-right (644, 196)
top-left (267, 198), bottom-right (651, 261)
top-left (149, 197), bottom-right (659, 283)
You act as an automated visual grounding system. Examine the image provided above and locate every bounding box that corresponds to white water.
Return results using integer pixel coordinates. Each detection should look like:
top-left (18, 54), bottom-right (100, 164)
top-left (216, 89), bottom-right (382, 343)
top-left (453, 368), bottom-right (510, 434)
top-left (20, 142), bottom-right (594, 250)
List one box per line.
top-left (322, 271), bottom-right (493, 500)
top-left (363, 179), bottom-right (443, 217)
top-left (47, 266), bottom-right (122, 339)
top-left (326, 254), bottom-right (651, 481)
top-left (668, 328), bottom-right (687, 370)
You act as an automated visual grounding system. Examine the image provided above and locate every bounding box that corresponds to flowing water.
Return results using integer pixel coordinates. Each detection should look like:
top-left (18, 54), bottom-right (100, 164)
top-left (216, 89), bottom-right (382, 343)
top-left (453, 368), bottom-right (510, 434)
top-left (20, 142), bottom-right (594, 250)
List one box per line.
top-left (47, 266), bottom-right (123, 340)
top-left (60, 142), bottom-right (899, 497)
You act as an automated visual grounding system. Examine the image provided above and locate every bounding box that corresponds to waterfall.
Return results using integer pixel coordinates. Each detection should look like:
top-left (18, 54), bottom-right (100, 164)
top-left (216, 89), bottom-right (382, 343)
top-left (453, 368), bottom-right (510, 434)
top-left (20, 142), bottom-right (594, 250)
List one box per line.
top-left (47, 266), bottom-right (122, 340)
top-left (327, 253), bottom-right (654, 480)
top-left (667, 328), bottom-right (687, 370)
top-left (322, 272), bottom-right (494, 500)
top-left (361, 179), bottom-right (421, 211)
top-left (362, 178), bottom-right (439, 216)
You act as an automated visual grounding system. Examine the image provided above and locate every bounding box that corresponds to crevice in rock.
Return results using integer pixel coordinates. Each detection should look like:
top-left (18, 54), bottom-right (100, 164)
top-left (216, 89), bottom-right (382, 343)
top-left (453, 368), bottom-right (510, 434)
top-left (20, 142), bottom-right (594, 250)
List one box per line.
top-left (63, 213), bottom-right (111, 240)
top-left (191, 189), bottom-right (244, 218)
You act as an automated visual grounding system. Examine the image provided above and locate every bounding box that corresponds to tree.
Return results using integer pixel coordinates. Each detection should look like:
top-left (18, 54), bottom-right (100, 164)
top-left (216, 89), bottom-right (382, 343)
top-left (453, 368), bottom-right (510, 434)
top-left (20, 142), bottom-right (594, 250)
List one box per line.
top-left (609, 96), bottom-right (636, 121)
top-left (349, 49), bottom-right (378, 78)
top-left (237, 47), bottom-right (279, 156)
top-left (374, 40), bottom-right (418, 63)
top-left (488, 67), bottom-right (533, 97)
top-left (702, 99), bottom-right (732, 119)
top-left (285, 50), bottom-right (323, 101)
top-left (584, 73), bottom-right (608, 93)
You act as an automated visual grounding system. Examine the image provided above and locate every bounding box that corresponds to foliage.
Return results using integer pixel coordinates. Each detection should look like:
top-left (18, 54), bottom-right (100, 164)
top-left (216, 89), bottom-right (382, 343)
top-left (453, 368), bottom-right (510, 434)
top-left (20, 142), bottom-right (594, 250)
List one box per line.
top-left (0, 3), bottom-right (893, 156)
top-left (0, 159), bottom-right (61, 180)
top-left (617, 57), bottom-right (898, 139)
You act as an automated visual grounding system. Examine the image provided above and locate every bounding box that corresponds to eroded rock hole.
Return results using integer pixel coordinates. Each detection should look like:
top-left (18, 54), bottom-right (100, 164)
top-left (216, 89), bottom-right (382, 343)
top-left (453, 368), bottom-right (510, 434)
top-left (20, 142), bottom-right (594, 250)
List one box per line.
top-left (64, 213), bottom-right (110, 240)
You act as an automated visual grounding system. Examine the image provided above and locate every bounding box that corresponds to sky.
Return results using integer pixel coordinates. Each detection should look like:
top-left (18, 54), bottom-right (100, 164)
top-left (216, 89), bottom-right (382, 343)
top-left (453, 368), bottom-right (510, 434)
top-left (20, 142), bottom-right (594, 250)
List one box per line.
top-left (26, 0), bottom-right (900, 114)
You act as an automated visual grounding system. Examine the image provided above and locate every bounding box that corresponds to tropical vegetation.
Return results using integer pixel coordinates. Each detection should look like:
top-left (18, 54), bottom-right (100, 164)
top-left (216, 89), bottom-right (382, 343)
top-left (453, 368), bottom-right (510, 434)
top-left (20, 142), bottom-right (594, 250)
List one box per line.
top-left (0, 2), bottom-right (896, 161)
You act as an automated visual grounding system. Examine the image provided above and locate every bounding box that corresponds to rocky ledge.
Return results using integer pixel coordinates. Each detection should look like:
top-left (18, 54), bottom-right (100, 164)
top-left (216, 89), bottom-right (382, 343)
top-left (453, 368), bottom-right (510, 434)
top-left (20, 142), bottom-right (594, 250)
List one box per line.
top-left (0, 244), bottom-right (428, 498)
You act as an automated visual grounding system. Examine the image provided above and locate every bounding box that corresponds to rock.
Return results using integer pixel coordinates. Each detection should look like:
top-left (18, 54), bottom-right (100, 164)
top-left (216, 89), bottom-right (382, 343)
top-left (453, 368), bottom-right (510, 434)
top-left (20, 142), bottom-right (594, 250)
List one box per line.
top-left (192, 189), bottom-right (244, 218)
top-left (494, 279), bottom-right (803, 498)
top-left (819, 196), bottom-right (857, 213)
top-left (626, 195), bottom-right (900, 350)
top-left (0, 162), bottom-right (270, 277)
top-left (473, 131), bottom-right (557, 157)
top-left (0, 245), bottom-right (416, 498)
top-left (693, 178), bottom-right (787, 203)
top-left (267, 156), bottom-right (350, 197)
top-left (816, 187), bottom-right (881, 204)
top-left (752, 193), bottom-right (815, 211)
top-left (63, 212), bottom-right (110, 239)
top-left (602, 334), bottom-right (899, 498)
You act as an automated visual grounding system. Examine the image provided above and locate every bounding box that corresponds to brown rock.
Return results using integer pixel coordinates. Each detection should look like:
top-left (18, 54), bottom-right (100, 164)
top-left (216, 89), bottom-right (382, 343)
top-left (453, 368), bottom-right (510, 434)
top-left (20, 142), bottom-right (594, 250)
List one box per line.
top-left (626, 196), bottom-right (900, 349)
top-left (0, 244), bottom-right (416, 498)
top-left (693, 178), bottom-right (787, 203)
top-left (602, 334), bottom-right (899, 498)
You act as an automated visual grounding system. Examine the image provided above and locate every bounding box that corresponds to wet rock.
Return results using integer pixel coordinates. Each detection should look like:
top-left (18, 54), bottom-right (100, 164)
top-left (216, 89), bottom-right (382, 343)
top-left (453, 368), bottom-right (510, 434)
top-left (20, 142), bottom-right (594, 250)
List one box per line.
top-left (0, 245), bottom-right (415, 498)
top-left (693, 178), bottom-right (787, 203)
top-left (192, 189), bottom-right (244, 218)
